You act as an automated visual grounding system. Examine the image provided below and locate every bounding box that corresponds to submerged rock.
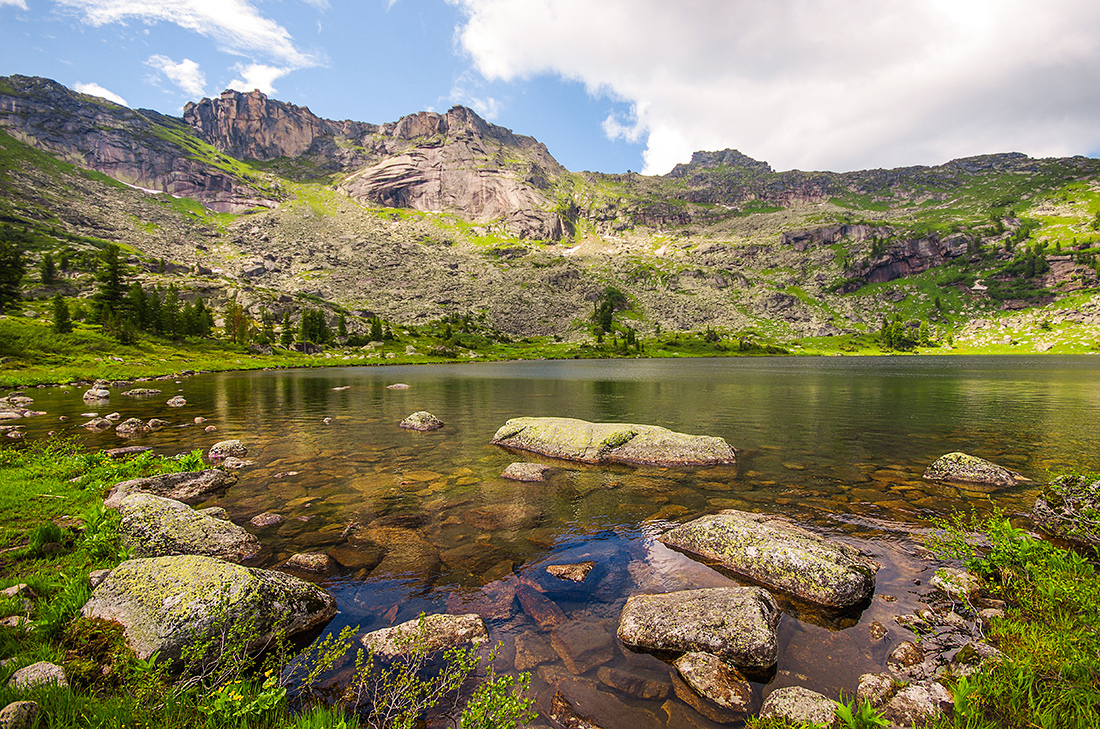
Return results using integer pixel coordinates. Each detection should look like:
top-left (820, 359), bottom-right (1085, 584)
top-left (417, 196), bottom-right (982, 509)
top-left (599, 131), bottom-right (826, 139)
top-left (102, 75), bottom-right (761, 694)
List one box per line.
top-left (399, 411), bottom-right (444, 431)
top-left (106, 469), bottom-right (236, 508)
top-left (118, 493), bottom-right (259, 563)
top-left (501, 462), bottom-right (552, 481)
top-left (360, 613), bottom-right (487, 658)
top-left (923, 452), bottom-right (1025, 488)
top-left (285, 552), bottom-right (336, 573)
top-left (121, 388), bottom-right (161, 397)
top-left (81, 555), bottom-right (336, 665)
top-left (1032, 474), bottom-right (1100, 546)
top-left (490, 416), bottom-right (736, 467)
top-left (659, 510), bottom-right (878, 608)
top-left (617, 587), bottom-right (780, 669)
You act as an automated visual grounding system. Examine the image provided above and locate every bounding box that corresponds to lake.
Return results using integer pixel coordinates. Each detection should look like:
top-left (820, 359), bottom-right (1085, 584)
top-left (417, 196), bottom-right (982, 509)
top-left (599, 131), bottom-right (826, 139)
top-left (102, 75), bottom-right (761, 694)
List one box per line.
top-left (12, 355), bottom-right (1100, 725)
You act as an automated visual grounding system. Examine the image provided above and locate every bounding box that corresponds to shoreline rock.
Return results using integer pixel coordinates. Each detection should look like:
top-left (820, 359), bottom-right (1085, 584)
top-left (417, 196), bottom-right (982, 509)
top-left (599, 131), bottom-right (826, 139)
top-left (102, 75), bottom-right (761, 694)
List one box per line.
top-left (659, 510), bottom-right (879, 608)
top-left (491, 417), bottom-right (736, 467)
top-left (118, 493), bottom-right (260, 563)
top-left (923, 452), bottom-right (1026, 488)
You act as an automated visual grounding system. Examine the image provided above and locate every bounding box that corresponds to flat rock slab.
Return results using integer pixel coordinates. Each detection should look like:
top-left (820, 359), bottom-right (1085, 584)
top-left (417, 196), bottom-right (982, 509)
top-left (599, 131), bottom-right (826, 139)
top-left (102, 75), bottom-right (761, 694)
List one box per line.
top-left (673, 651), bottom-right (753, 714)
top-left (923, 452), bottom-right (1025, 488)
top-left (549, 676), bottom-right (662, 729)
top-left (119, 493), bottom-right (259, 563)
top-left (81, 555), bottom-right (336, 666)
top-left (491, 417), bottom-right (736, 467)
top-left (617, 587), bottom-right (780, 670)
top-left (1032, 474), bottom-right (1100, 546)
top-left (659, 510), bottom-right (878, 608)
top-left (360, 613), bottom-right (487, 658)
top-left (106, 469), bottom-right (236, 508)
top-left (551, 620), bottom-right (615, 675)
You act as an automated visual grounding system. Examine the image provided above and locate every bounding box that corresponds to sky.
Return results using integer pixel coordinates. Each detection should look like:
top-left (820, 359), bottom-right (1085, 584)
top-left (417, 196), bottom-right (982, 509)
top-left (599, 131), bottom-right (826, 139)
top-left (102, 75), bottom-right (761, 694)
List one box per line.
top-left (2, 0), bottom-right (1100, 175)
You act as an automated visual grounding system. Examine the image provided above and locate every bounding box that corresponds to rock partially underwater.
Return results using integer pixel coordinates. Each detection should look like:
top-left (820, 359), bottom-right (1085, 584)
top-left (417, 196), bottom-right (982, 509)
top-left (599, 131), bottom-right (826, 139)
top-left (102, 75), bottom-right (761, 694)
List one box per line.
top-left (659, 510), bottom-right (879, 608)
top-left (491, 417), bottom-right (736, 467)
top-left (923, 452), bottom-right (1026, 488)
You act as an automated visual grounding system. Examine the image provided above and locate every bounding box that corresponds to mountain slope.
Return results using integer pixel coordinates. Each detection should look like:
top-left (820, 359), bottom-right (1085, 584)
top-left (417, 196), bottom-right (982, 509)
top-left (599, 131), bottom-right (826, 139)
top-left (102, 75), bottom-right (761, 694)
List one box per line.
top-left (2, 74), bottom-right (1100, 353)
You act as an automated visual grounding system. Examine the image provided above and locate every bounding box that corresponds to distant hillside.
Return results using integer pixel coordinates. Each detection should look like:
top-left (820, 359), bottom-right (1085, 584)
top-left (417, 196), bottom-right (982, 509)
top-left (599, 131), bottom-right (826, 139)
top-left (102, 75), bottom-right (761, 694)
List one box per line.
top-left (2, 73), bottom-right (1100, 355)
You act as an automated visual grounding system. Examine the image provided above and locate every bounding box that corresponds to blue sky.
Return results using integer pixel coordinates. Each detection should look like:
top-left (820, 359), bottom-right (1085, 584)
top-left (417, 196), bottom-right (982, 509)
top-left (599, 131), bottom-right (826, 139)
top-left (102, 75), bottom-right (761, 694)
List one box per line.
top-left (3, 1), bottom-right (1100, 175)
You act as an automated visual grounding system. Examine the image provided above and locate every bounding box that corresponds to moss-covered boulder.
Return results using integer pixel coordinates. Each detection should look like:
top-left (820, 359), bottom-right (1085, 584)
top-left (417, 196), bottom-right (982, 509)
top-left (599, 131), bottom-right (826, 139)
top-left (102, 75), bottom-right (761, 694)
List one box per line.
top-left (208, 440), bottom-right (247, 459)
top-left (490, 417), bottom-right (736, 467)
top-left (81, 555), bottom-right (336, 666)
top-left (105, 469), bottom-right (236, 508)
top-left (1032, 474), bottom-right (1100, 546)
top-left (616, 587), bottom-right (779, 670)
top-left (659, 510), bottom-right (878, 608)
top-left (923, 452), bottom-right (1025, 487)
top-left (118, 493), bottom-right (259, 563)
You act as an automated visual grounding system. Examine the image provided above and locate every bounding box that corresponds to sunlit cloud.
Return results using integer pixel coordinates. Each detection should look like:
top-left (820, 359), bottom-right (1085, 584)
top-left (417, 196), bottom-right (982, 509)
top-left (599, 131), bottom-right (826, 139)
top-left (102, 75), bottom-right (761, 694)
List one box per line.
top-left (227, 63), bottom-right (292, 95)
top-left (146, 55), bottom-right (206, 97)
top-left (74, 82), bottom-right (128, 106)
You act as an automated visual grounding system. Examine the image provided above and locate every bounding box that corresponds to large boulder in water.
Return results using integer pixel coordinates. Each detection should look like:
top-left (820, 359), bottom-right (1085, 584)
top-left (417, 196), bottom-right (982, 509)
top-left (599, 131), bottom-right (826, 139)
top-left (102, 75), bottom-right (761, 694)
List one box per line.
top-left (616, 587), bottom-right (779, 670)
top-left (491, 417), bottom-right (736, 467)
top-left (659, 510), bottom-right (878, 608)
top-left (1032, 474), bottom-right (1100, 546)
top-left (208, 440), bottom-right (247, 459)
top-left (923, 452), bottom-right (1025, 488)
top-left (399, 411), bottom-right (444, 431)
top-left (105, 469), bottom-right (236, 508)
top-left (118, 493), bottom-right (259, 563)
top-left (81, 555), bottom-right (336, 666)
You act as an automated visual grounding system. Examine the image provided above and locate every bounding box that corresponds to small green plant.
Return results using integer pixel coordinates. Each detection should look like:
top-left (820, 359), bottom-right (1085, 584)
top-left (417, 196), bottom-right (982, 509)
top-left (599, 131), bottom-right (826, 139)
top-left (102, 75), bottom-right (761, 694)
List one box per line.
top-left (834, 695), bottom-right (888, 729)
top-left (459, 647), bottom-right (536, 729)
top-left (198, 671), bottom-right (288, 721)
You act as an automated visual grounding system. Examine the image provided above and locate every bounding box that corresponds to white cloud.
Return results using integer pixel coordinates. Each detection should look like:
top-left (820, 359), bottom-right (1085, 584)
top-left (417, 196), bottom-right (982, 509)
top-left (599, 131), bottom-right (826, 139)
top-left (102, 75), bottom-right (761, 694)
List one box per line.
top-left (146, 55), bottom-right (206, 97)
top-left (0, 0), bottom-right (29, 10)
top-left (448, 72), bottom-right (501, 120)
top-left (453, 0), bottom-right (1100, 173)
top-left (55, 0), bottom-right (320, 69)
top-left (300, 0), bottom-right (329, 8)
top-left (74, 82), bottom-right (128, 106)
top-left (227, 63), bottom-right (291, 94)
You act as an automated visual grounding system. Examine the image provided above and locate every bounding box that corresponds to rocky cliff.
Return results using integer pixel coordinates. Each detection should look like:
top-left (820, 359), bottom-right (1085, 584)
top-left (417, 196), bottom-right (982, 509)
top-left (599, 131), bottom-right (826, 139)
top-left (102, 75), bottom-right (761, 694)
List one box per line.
top-left (0, 76), bottom-right (277, 213)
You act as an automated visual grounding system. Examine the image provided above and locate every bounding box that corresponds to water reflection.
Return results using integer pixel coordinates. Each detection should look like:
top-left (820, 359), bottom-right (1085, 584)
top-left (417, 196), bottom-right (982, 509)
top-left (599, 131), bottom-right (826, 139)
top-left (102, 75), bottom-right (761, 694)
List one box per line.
top-left (9, 356), bottom-right (1100, 725)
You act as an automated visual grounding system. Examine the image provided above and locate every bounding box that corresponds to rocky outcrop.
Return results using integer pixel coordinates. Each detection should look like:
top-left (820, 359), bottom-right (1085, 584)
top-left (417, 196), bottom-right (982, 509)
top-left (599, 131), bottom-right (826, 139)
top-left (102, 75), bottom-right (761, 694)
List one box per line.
top-left (81, 555), bottom-right (336, 665)
top-left (0, 75), bottom-right (276, 213)
top-left (105, 469), bottom-right (236, 508)
top-left (118, 493), bottom-right (259, 562)
top-left (659, 510), bottom-right (879, 608)
top-left (923, 452), bottom-right (1025, 488)
top-left (616, 587), bottom-right (780, 669)
top-left (1032, 474), bottom-right (1100, 545)
top-left (359, 613), bottom-right (487, 658)
top-left (491, 417), bottom-right (736, 467)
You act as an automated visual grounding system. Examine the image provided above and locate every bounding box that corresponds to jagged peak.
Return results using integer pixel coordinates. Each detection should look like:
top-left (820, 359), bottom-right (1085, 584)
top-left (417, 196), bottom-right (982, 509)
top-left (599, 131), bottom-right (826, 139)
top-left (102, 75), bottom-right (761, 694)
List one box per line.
top-left (667, 149), bottom-right (773, 178)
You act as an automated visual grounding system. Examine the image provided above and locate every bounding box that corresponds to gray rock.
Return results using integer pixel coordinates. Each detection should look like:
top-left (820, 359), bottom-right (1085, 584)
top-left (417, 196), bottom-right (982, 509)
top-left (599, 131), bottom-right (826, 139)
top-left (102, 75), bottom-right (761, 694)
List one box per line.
top-left (146, 418), bottom-right (169, 431)
top-left (501, 462), bottom-right (552, 481)
top-left (673, 651), bottom-right (753, 713)
top-left (491, 417), bottom-right (736, 466)
top-left (83, 417), bottom-right (112, 430)
top-left (546, 561), bottom-right (596, 583)
top-left (616, 587), bottom-right (780, 669)
top-left (1032, 474), bottom-right (1100, 545)
top-left (759, 686), bottom-right (836, 726)
top-left (221, 457), bottom-right (254, 470)
top-left (923, 452), bottom-right (1024, 487)
top-left (857, 672), bottom-right (898, 708)
top-left (82, 388), bottom-right (110, 401)
top-left (399, 411), bottom-right (444, 431)
top-left (360, 613), bottom-right (487, 659)
top-left (81, 555), bottom-right (336, 666)
top-left (250, 512), bottom-right (285, 528)
top-left (114, 418), bottom-right (150, 437)
top-left (166, 396), bottom-right (187, 407)
top-left (0, 701), bottom-right (38, 729)
top-left (198, 506), bottom-right (229, 520)
top-left (121, 388), bottom-right (161, 397)
top-left (106, 469), bottom-right (236, 508)
top-left (89, 569), bottom-right (111, 588)
top-left (882, 681), bottom-right (954, 726)
top-left (659, 510), bottom-right (879, 608)
top-left (285, 552), bottom-right (336, 573)
top-left (119, 493), bottom-right (260, 563)
top-left (386, 383), bottom-right (410, 389)
top-left (7, 662), bottom-right (67, 690)
top-left (931, 567), bottom-right (982, 601)
top-left (208, 440), bottom-right (247, 459)
top-left (888, 640), bottom-right (925, 673)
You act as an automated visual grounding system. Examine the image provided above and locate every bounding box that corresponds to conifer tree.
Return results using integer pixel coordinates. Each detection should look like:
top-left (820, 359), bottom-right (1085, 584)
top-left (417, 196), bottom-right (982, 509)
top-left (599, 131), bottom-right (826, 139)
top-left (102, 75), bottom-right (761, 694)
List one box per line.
top-left (40, 252), bottom-right (56, 284)
top-left (0, 226), bottom-right (28, 314)
top-left (280, 311), bottom-right (294, 348)
top-left (51, 292), bottom-right (72, 334)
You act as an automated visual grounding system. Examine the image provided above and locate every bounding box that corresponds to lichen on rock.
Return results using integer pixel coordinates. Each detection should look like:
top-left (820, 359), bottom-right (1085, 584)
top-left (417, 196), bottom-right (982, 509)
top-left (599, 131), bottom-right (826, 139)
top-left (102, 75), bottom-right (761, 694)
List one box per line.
top-left (923, 452), bottom-right (1025, 487)
top-left (118, 493), bottom-right (259, 563)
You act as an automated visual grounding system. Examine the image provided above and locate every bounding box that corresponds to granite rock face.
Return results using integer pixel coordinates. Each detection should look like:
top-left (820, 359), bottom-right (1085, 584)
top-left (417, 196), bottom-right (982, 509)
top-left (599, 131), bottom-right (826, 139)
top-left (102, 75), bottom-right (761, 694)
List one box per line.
top-left (659, 510), bottom-right (878, 608)
top-left (616, 587), bottom-right (780, 669)
top-left (491, 417), bottom-right (736, 467)
top-left (81, 555), bottom-right (336, 665)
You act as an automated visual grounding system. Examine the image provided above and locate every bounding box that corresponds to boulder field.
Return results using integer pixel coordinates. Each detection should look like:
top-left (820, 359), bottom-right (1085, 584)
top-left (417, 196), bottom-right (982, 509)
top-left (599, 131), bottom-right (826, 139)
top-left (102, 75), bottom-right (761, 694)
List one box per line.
top-left (490, 417), bottom-right (736, 467)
